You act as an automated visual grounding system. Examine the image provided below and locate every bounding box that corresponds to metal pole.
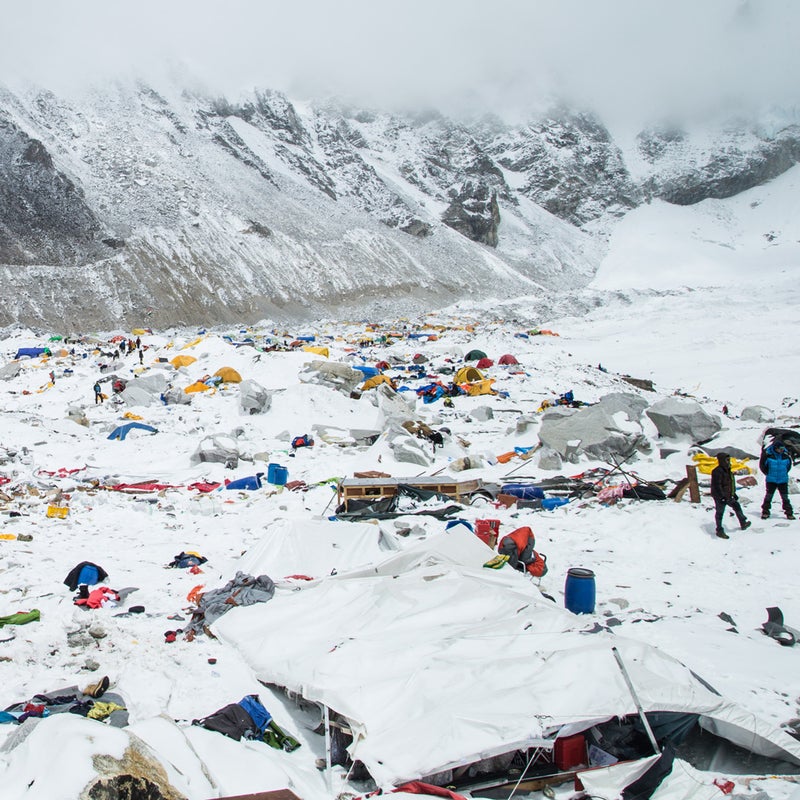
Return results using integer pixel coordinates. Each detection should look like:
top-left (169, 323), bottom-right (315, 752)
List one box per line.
top-left (611, 646), bottom-right (660, 755)
top-left (323, 704), bottom-right (332, 791)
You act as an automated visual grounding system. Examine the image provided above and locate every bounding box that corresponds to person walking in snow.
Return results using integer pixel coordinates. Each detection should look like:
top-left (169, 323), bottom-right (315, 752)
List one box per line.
top-left (760, 440), bottom-right (794, 520)
top-left (93, 382), bottom-right (104, 404)
top-left (710, 452), bottom-right (751, 538)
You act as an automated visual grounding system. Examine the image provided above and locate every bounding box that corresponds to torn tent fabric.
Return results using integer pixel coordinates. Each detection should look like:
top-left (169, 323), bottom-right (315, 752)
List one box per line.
top-left (186, 572), bottom-right (275, 635)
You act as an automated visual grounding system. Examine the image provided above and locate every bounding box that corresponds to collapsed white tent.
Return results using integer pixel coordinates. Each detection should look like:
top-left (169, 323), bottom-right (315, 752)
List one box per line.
top-left (577, 755), bottom-right (721, 800)
top-left (213, 530), bottom-right (800, 787)
top-left (237, 518), bottom-right (399, 580)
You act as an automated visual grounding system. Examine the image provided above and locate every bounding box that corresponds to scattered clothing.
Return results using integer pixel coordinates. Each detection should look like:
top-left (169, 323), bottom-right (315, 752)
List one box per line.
top-left (64, 561), bottom-right (108, 591)
top-left (0, 609), bottom-right (40, 628)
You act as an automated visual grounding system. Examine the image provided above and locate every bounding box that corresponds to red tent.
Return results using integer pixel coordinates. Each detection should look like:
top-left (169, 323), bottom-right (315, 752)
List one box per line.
top-left (475, 357), bottom-right (494, 369)
top-left (498, 354), bottom-right (519, 365)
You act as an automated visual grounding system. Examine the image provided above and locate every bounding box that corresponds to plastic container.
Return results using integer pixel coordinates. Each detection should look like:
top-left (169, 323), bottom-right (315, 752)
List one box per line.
top-left (554, 733), bottom-right (587, 770)
top-left (267, 464), bottom-right (289, 486)
top-left (565, 567), bottom-right (596, 614)
top-left (226, 473), bottom-right (264, 490)
top-left (500, 484), bottom-right (545, 500)
top-left (77, 564), bottom-right (100, 586)
top-left (46, 505), bottom-right (69, 519)
top-left (474, 519), bottom-right (500, 547)
top-left (542, 497), bottom-right (569, 511)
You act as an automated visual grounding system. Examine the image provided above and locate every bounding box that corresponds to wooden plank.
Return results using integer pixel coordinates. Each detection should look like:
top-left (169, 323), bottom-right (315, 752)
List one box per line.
top-left (668, 477), bottom-right (689, 501)
top-left (214, 790), bottom-right (303, 800)
top-left (686, 464), bottom-right (701, 503)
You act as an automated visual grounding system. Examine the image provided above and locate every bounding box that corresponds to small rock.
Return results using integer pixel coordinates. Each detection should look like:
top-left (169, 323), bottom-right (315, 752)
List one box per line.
top-left (83, 658), bottom-right (100, 672)
top-left (89, 625), bottom-right (107, 640)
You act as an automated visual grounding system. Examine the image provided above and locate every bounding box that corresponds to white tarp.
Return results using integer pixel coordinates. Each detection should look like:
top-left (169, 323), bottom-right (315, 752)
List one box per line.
top-left (237, 518), bottom-right (398, 581)
top-left (213, 531), bottom-right (800, 787)
top-left (578, 755), bottom-right (721, 800)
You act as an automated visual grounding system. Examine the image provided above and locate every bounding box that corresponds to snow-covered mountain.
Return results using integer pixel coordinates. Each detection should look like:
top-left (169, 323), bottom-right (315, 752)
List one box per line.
top-left (1, 79), bottom-right (799, 329)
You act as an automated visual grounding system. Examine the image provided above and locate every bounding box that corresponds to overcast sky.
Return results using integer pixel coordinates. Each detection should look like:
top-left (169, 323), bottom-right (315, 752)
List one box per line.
top-left (2, 0), bottom-right (798, 123)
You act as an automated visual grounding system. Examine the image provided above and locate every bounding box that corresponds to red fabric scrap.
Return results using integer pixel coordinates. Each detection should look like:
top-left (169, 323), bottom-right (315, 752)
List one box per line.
top-left (109, 482), bottom-right (182, 492)
top-left (392, 782), bottom-right (468, 800)
top-left (187, 481), bottom-right (222, 493)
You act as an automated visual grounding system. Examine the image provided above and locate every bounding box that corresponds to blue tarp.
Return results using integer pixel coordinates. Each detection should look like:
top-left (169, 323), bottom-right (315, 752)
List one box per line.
top-left (352, 365), bottom-right (380, 379)
top-left (107, 422), bottom-right (158, 441)
top-left (15, 347), bottom-right (50, 359)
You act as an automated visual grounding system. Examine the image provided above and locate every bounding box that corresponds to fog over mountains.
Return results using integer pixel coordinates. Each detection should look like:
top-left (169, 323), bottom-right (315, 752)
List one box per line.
top-left (2, 78), bottom-right (799, 329)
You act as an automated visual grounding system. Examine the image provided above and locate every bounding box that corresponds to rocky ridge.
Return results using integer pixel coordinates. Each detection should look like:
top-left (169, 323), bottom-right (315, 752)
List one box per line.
top-left (1, 80), bottom-right (799, 329)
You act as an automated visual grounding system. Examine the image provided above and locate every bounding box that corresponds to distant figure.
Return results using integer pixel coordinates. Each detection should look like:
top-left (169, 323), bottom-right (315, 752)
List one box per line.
top-left (49, 370), bottom-right (55, 384)
top-left (93, 382), bottom-right (104, 404)
top-left (119, 341), bottom-right (126, 356)
top-left (597, 363), bottom-right (608, 373)
top-left (710, 452), bottom-right (751, 538)
top-left (722, 404), bottom-right (729, 416)
top-left (760, 440), bottom-right (794, 520)
top-left (135, 336), bottom-right (141, 350)
top-left (138, 349), bottom-right (144, 365)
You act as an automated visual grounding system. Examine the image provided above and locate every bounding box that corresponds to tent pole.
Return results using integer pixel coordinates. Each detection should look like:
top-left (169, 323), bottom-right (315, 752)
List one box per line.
top-left (612, 646), bottom-right (660, 755)
top-left (324, 704), bottom-right (332, 781)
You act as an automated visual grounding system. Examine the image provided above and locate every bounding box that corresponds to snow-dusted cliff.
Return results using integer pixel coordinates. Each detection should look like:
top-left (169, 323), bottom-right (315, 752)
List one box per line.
top-left (1, 80), bottom-right (798, 329)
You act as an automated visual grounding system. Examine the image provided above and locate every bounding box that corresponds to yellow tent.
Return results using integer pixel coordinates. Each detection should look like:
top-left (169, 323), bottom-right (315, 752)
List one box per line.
top-left (465, 378), bottom-right (496, 396)
top-left (361, 374), bottom-right (394, 391)
top-left (692, 453), bottom-right (752, 475)
top-left (455, 366), bottom-right (484, 384)
top-left (131, 328), bottom-right (150, 336)
top-left (180, 336), bottom-right (204, 350)
top-left (171, 355), bottom-right (197, 368)
top-left (303, 345), bottom-right (329, 358)
top-left (185, 381), bottom-right (214, 394)
top-left (213, 366), bottom-right (242, 383)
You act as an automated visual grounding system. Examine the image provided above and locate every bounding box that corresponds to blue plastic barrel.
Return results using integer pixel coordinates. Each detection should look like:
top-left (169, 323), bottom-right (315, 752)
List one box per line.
top-left (542, 497), bottom-right (569, 511)
top-left (500, 484), bottom-right (545, 500)
top-left (565, 568), bottom-right (596, 614)
top-left (268, 465), bottom-right (288, 486)
top-left (226, 473), bottom-right (264, 490)
top-left (78, 564), bottom-right (100, 586)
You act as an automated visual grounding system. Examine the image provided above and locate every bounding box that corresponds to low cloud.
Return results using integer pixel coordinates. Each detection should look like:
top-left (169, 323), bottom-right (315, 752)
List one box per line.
top-left (2, 0), bottom-right (798, 124)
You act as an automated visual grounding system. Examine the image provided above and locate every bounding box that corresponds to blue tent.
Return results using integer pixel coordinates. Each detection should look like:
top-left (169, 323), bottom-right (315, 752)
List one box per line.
top-left (352, 365), bottom-right (379, 379)
top-left (107, 422), bottom-right (158, 441)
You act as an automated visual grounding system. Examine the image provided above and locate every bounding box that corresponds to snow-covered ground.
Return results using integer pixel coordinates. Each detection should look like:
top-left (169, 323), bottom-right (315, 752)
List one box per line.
top-left (0, 172), bottom-right (799, 800)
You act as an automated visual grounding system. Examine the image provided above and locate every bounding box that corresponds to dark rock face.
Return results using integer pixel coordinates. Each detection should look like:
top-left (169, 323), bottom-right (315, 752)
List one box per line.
top-left (485, 110), bottom-right (640, 227)
top-left (441, 181), bottom-right (500, 247)
top-left (0, 112), bottom-right (104, 265)
top-left (642, 125), bottom-right (800, 205)
top-left (88, 774), bottom-right (179, 800)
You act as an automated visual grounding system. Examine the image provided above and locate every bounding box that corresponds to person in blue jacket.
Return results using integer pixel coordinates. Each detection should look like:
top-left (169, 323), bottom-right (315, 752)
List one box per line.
top-left (760, 440), bottom-right (795, 520)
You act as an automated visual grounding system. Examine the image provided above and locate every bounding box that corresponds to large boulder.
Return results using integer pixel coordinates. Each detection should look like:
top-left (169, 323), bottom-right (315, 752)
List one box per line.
top-left (740, 405), bottom-right (775, 423)
top-left (646, 397), bottom-right (722, 442)
top-left (596, 392), bottom-right (649, 422)
top-left (538, 404), bottom-right (645, 463)
top-left (298, 359), bottom-right (362, 394)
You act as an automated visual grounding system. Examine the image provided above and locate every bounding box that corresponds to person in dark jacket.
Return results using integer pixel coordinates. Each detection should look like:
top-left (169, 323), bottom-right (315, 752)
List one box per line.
top-left (710, 452), bottom-right (751, 539)
top-left (760, 440), bottom-right (795, 520)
